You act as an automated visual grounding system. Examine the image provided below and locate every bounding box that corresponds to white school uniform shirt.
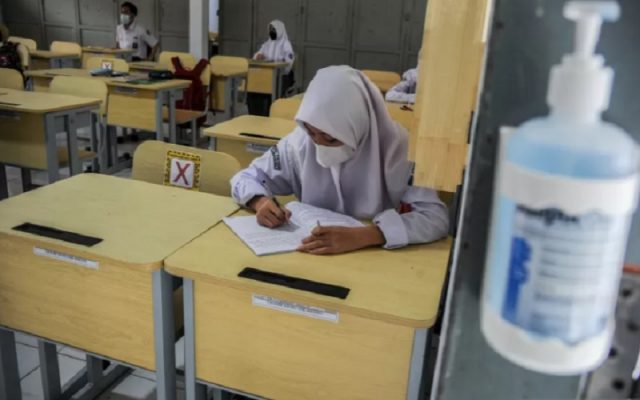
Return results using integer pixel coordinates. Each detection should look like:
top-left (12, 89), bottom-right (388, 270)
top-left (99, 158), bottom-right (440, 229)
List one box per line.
top-left (231, 66), bottom-right (449, 249)
top-left (385, 68), bottom-right (418, 104)
top-left (116, 21), bottom-right (158, 60)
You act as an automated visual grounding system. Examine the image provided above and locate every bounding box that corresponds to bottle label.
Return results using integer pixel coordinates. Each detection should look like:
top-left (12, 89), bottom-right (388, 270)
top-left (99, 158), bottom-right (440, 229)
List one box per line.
top-left (499, 162), bottom-right (638, 344)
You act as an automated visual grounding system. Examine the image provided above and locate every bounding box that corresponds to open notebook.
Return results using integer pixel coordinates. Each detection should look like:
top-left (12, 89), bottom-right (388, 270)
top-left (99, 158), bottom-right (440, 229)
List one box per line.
top-left (224, 202), bottom-right (364, 256)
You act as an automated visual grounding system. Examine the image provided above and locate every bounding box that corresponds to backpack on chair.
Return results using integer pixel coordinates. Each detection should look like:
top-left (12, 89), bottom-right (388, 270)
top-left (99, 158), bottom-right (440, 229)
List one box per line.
top-left (0, 41), bottom-right (23, 72)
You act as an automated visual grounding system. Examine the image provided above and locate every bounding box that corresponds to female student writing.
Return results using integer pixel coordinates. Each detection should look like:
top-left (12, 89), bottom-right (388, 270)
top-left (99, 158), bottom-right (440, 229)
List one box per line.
top-left (231, 65), bottom-right (449, 255)
top-left (248, 20), bottom-right (296, 115)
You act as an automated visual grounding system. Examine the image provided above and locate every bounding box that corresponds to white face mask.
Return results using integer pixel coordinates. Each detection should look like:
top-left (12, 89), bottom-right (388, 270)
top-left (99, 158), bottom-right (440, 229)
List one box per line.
top-left (120, 14), bottom-right (131, 25)
top-left (315, 144), bottom-right (355, 168)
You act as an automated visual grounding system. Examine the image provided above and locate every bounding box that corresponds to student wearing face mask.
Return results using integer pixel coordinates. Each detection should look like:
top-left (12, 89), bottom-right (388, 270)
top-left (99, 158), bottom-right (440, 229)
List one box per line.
top-left (248, 20), bottom-right (296, 116)
top-left (115, 2), bottom-right (159, 61)
top-left (230, 65), bottom-right (449, 255)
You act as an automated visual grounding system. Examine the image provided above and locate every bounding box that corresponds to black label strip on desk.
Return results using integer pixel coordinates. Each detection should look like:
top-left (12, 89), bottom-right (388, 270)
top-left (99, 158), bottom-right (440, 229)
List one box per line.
top-left (238, 267), bottom-right (350, 299)
top-left (239, 132), bottom-right (281, 141)
top-left (12, 223), bottom-right (103, 247)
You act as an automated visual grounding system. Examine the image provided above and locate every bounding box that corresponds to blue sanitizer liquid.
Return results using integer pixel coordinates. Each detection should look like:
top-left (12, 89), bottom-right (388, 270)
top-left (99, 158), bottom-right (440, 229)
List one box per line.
top-left (482, 116), bottom-right (639, 374)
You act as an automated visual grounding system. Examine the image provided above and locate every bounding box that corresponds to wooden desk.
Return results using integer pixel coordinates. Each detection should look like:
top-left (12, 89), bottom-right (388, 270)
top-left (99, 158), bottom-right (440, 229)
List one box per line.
top-left (204, 115), bottom-right (296, 167)
top-left (129, 60), bottom-right (162, 73)
top-left (30, 50), bottom-right (80, 69)
top-left (211, 67), bottom-right (247, 121)
top-left (386, 102), bottom-right (415, 132)
top-left (82, 46), bottom-right (134, 66)
top-left (0, 89), bottom-right (99, 196)
top-left (248, 60), bottom-right (289, 101)
top-left (0, 174), bottom-right (238, 400)
top-left (165, 210), bottom-right (452, 400)
top-left (25, 68), bottom-right (190, 143)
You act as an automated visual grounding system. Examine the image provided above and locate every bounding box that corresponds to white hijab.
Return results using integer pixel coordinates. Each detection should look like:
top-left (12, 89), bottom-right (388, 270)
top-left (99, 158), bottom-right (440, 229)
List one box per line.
top-left (293, 65), bottom-right (413, 218)
top-left (256, 20), bottom-right (294, 69)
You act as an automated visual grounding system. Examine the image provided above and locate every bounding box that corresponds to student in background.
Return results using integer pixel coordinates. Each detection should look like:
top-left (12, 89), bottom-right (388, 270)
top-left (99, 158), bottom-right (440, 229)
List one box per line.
top-left (116, 2), bottom-right (159, 61)
top-left (231, 66), bottom-right (449, 255)
top-left (385, 67), bottom-right (418, 104)
top-left (248, 20), bottom-right (295, 116)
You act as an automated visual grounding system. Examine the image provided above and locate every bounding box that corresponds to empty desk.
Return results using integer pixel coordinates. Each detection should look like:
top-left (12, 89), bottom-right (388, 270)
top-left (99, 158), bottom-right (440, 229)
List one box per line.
top-left (0, 174), bottom-right (238, 400)
top-left (82, 46), bottom-right (134, 66)
top-left (30, 50), bottom-right (80, 69)
top-left (247, 60), bottom-right (289, 101)
top-left (0, 89), bottom-right (99, 197)
top-left (165, 210), bottom-right (452, 400)
top-left (211, 67), bottom-right (247, 121)
top-left (204, 115), bottom-right (296, 167)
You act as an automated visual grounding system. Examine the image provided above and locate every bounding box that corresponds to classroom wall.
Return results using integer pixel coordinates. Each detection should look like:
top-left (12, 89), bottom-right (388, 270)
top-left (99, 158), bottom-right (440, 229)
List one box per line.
top-left (219, 0), bottom-right (426, 89)
top-left (0, 0), bottom-right (189, 52)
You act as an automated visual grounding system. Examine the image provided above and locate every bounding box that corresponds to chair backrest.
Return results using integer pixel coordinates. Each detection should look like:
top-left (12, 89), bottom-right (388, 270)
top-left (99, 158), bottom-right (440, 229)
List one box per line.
top-left (50, 41), bottom-right (82, 56)
top-left (159, 51), bottom-right (209, 86)
top-left (8, 36), bottom-right (37, 51)
top-left (269, 98), bottom-right (302, 120)
top-left (50, 76), bottom-right (108, 116)
top-left (361, 69), bottom-right (402, 93)
top-left (85, 56), bottom-right (130, 72)
top-left (209, 55), bottom-right (249, 75)
top-left (0, 68), bottom-right (24, 90)
top-left (16, 44), bottom-right (30, 70)
top-left (132, 140), bottom-right (241, 196)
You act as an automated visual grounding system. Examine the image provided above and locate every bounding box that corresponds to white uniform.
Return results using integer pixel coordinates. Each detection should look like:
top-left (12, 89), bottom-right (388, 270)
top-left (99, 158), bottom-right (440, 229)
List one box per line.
top-left (254, 20), bottom-right (295, 74)
top-left (385, 68), bottom-right (418, 104)
top-left (116, 21), bottom-right (158, 60)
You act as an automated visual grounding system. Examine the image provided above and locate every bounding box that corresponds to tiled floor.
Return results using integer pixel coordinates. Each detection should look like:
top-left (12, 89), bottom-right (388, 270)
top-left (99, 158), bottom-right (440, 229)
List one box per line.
top-left (13, 330), bottom-right (187, 400)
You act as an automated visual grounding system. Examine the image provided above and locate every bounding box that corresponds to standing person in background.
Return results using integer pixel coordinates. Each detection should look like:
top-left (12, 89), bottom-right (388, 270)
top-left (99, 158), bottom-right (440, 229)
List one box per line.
top-left (116, 2), bottom-right (159, 61)
top-left (248, 20), bottom-right (296, 116)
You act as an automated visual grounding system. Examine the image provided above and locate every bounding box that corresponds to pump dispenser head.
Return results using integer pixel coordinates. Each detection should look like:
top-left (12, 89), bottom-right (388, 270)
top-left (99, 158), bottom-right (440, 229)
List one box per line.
top-left (547, 1), bottom-right (620, 121)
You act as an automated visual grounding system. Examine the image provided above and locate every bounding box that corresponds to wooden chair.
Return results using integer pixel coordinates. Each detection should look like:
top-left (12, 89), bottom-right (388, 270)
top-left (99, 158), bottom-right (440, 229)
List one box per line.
top-left (361, 70), bottom-right (402, 94)
top-left (0, 68), bottom-right (24, 90)
top-left (50, 41), bottom-right (82, 56)
top-left (132, 140), bottom-right (240, 196)
top-left (84, 56), bottom-right (130, 72)
top-left (16, 44), bottom-right (30, 70)
top-left (209, 55), bottom-right (249, 113)
top-left (50, 76), bottom-right (109, 172)
top-left (161, 53), bottom-right (211, 146)
top-left (269, 98), bottom-right (302, 120)
top-left (8, 36), bottom-right (37, 51)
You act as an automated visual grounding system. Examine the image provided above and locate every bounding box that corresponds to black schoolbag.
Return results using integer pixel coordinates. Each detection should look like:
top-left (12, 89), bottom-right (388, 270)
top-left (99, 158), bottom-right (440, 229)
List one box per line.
top-left (0, 41), bottom-right (23, 72)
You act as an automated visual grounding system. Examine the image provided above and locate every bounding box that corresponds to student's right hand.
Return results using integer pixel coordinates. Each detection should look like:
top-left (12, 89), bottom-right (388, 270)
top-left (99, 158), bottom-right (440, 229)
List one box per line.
top-left (255, 53), bottom-right (266, 61)
top-left (249, 196), bottom-right (291, 228)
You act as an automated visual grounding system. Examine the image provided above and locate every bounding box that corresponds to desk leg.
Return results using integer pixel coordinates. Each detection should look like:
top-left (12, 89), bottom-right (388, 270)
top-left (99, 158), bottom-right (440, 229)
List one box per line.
top-left (223, 78), bottom-right (232, 121)
top-left (407, 328), bottom-right (430, 400)
top-left (39, 341), bottom-right (61, 400)
top-left (44, 114), bottom-right (60, 183)
top-left (184, 279), bottom-right (206, 400)
top-left (168, 91), bottom-right (178, 144)
top-left (90, 114), bottom-right (100, 173)
top-left (0, 163), bottom-right (8, 200)
top-left (0, 329), bottom-right (21, 400)
top-left (70, 355), bottom-right (129, 400)
top-left (153, 269), bottom-right (177, 400)
top-left (271, 70), bottom-right (279, 103)
top-left (66, 111), bottom-right (82, 176)
top-left (155, 92), bottom-right (164, 141)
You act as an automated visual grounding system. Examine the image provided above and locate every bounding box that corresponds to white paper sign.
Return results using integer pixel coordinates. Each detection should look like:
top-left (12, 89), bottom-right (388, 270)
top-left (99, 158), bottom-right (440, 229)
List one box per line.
top-left (252, 294), bottom-right (339, 323)
top-left (169, 158), bottom-right (196, 189)
top-left (33, 247), bottom-right (99, 270)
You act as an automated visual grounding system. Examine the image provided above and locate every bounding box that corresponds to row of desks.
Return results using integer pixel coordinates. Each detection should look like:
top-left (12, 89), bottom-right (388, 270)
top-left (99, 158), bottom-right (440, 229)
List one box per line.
top-left (29, 46), bottom-right (134, 70)
top-left (0, 173), bottom-right (450, 400)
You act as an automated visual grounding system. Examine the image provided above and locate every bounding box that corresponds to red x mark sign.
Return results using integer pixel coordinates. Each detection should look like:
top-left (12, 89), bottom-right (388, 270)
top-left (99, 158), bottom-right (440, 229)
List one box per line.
top-left (173, 160), bottom-right (191, 186)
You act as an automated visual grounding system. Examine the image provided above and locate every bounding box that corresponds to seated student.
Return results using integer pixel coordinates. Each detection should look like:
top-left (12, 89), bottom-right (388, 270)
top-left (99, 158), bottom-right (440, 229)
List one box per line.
top-left (231, 65), bottom-right (449, 255)
top-left (248, 20), bottom-right (295, 116)
top-left (385, 67), bottom-right (418, 104)
top-left (116, 2), bottom-right (159, 61)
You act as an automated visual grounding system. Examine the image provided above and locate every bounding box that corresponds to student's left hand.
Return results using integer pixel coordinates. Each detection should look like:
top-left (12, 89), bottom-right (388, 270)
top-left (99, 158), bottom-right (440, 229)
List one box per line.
top-left (297, 226), bottom-right (386, 255)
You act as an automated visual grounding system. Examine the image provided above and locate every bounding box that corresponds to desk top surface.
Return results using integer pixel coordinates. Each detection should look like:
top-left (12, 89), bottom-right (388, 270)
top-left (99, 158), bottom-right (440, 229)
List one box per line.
top-left (26, 68), bottom-right (190, 90)
top-left (30, 50), bottom-right (80, 59)
top-left (165, 210), bottom-right (452, 327)
top-left (203, 115), bottom-right (295, 144)
top-left (249, 60), bottom-right (289, 69)
top-left (128, 61), bottom-right (161, 71)
top-left (0, 88), bottom-right (100, 113)
top-left (82, 46), bottom-right (134, 54)
top-left (0, 174), bottom-right (238, 269)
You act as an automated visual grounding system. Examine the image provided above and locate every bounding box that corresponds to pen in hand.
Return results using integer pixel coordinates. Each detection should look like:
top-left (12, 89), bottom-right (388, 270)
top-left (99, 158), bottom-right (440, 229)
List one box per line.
top-left (272, 197), bottom-right (290, 224)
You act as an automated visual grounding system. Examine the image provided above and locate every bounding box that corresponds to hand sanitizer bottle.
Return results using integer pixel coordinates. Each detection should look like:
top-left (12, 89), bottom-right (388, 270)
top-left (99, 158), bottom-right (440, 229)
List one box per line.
top-left (481, 1), bottom-right (639, 375)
